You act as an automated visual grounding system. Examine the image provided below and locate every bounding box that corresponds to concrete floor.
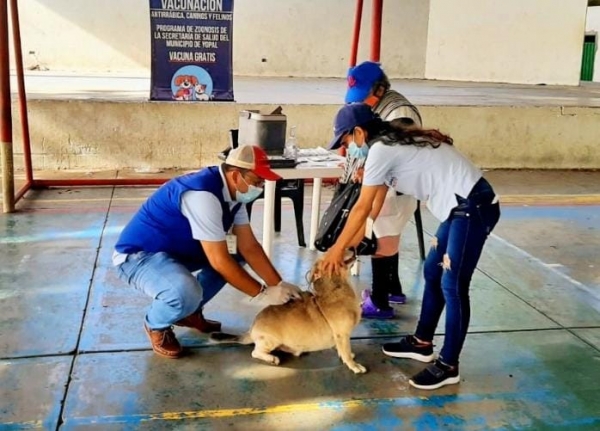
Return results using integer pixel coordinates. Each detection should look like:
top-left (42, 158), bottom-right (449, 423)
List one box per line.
top-left (1, 170), bottom-right (600, 430)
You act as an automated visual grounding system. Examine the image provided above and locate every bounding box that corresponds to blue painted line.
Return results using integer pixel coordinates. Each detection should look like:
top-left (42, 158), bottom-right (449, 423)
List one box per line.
top-left (499, 205), bottom-right (600, 224)
top-left (0, 226), bottom-right (123, 244)
top-left (0, 425), bottom-right (39, 431)
top-left (51, 389), bottom-right (600, 428)
top-left (0, 419), bottom-right (50, 430)
top-left (516, 416), bottom-right (600, 430)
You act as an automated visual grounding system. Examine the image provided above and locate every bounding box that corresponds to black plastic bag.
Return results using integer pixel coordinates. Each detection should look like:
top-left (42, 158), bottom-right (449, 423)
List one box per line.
top-left (314, 182), bottom-right (377, 255)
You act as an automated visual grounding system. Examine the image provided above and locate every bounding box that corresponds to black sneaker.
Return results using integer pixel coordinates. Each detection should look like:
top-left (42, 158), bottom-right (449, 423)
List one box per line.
top-left (409, 360), bottom-right (460, 390)
top-left (381, 335), bottom-right (435, 362)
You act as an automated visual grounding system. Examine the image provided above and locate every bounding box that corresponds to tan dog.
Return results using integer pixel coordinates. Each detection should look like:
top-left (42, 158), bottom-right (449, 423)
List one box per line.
top-left (210, 261), bottom-right (366, 374)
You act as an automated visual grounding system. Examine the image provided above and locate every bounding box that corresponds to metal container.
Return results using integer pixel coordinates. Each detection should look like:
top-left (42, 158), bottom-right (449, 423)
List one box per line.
top-left (238, 110), bottom-right (287, 155)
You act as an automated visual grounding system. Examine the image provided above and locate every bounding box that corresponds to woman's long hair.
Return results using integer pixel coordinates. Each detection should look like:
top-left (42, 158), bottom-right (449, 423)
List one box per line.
top-left (362, 118), bottom-right (453, 148)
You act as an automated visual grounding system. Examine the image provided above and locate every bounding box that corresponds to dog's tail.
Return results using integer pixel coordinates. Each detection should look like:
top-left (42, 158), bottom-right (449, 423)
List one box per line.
top-left (209, 331), bottom-right (253, 345)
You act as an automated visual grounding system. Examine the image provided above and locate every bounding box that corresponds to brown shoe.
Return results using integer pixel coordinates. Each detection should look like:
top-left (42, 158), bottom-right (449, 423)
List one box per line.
top-left (175, 311), bottom-right (222, 333)
top-left (144, 324), bottom-right (182, 358)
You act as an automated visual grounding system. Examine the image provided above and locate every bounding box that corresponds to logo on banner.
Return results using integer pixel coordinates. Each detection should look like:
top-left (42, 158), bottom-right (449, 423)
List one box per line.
top-left (171, 65), bottom-right (214, 101)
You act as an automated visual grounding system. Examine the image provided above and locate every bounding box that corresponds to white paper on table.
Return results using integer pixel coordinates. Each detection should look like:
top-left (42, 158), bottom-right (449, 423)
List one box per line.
top-left (296, 147), bottom-right (345, 167)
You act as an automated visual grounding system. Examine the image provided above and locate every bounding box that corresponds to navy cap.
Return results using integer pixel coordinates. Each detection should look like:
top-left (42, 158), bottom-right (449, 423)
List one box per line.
top-left (327, 103), bottom-right (379, 150)
top-left (344, 61), bottom-right (385, 103)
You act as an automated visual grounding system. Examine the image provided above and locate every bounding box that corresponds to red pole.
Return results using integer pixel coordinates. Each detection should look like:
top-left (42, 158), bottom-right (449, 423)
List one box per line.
top-left (33, 178), bottom-right (169, 187)
top-left (15, 180), bottom-right (31, 202)
top-left (349, 0), bottom-right (363, 67)
top-left (370, 0), bottom-right (383, 62)
top-left (0, 0), bottom-right (15, 213)
top-left (10, 0), bottom-right (33, 185)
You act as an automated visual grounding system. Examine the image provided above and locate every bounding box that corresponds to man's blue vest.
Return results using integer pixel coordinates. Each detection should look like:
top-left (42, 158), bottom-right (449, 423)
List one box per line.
top-left (115, 166), bottom-right (240, 266)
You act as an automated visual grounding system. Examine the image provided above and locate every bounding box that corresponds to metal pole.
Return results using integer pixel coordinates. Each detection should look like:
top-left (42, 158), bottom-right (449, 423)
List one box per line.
top-left (370, 0), bottom-right (383, 62)
top-left (15, 180), bottom-right (30, 201)
top-left (33, 178), bottom-right (169, 187)
top-left (0, 0), bottom-right (15, 213)
top-left (349, 0), bottom-right (363, 67)
top-left (10, 0), bottom-right (33, 186)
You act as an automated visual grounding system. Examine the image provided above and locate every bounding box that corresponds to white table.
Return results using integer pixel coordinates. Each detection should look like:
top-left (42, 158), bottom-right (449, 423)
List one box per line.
top-left (261, 161), bottom-right (343, 258)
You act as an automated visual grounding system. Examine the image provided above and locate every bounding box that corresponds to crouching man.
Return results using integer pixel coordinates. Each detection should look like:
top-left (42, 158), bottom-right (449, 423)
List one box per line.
top-left (113, 145), bottom-right (302, 358)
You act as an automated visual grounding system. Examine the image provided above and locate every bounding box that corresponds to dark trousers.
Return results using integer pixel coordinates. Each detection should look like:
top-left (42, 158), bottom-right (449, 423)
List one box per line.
top-left (415, 178), bottom-right (500, 366)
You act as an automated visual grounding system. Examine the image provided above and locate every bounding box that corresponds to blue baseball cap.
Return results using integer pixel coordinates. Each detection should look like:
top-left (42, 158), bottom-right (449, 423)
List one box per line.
top-left (327, 103), bottom-right (379, 150)
top-left (344, 61), bottom-right (385, 103)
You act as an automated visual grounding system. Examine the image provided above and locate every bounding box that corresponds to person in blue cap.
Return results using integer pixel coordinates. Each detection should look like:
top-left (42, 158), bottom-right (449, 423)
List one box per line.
top-left (345, 61), bottom-right (421, 126)
top-left (331, 61), bottom-right (422, 319)
top-left (323, 103), bottom-right (500, 390)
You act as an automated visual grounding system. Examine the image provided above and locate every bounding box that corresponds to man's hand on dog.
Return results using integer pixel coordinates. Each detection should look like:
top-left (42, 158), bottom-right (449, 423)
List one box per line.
top-left (259, 281), bottom-right (302, 305)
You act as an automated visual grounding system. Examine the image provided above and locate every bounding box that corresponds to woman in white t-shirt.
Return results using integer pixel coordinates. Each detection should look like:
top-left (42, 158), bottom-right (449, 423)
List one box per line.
top-left (323, 103), bottom-right (500, 391)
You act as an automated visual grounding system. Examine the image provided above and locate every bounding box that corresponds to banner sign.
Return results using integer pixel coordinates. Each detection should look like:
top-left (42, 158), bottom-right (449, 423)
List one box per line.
top-left (149, 0), bottom-right (234, 101)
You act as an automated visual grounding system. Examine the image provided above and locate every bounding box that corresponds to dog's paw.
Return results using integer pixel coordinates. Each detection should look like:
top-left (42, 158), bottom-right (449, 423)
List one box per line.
top-left (252, 350), bottom-right (280, 366)
top-left (349, 362), bottom-right (367, 374)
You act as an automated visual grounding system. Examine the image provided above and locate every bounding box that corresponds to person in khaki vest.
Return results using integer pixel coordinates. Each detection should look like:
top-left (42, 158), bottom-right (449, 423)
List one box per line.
top-left (330, 61), bottom-right (421, 319)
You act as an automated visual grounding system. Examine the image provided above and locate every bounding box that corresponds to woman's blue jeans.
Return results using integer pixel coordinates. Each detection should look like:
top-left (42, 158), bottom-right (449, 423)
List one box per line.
top-left (116, 251), bottom-right (242, 330)
top-left (415, 178), bottom-right (500, 366)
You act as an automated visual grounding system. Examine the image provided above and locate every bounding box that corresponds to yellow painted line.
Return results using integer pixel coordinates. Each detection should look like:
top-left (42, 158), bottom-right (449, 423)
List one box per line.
top-left (499, 194), bottom-right (600, 206)
top-left (7, 397), bottom-right (414, 428)
top-left (59, 390), bottom-right (553, 426)
top-left (22, 197), bottom-right (147, 203)
top-left (158, 400), bottom-right (331, 419)
top-left (0, 419), bottom-right (43, 428)
top-left (75, 398), bottom-right (391, 425)
top-left (24, 194), bottom-right (600, 206)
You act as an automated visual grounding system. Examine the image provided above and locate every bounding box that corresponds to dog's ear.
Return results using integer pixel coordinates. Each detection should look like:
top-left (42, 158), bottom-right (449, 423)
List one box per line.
top-left (191, 76), bottom-right (199, 85)
top-left (309, 258), bottom-right (328, 282)
top-left (308, 265), bottom-right (321, 283)
top-left (174, 75), bottom-right (184, 86)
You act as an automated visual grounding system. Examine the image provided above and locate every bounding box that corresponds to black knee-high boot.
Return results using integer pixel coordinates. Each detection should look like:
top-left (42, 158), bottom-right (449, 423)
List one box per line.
top-left (387, 252), bottom-right (404, 296)
top-left (370, 256), bottom-right (392, 309)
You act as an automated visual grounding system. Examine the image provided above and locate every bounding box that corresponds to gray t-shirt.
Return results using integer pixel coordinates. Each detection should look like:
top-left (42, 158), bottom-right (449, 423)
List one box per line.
top-left (362, 141), bottom-right (482, 222)
top-left (180, 190), bottom-right (249, 242)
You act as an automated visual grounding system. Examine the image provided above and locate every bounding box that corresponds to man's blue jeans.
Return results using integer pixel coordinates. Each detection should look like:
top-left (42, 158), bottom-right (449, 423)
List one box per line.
top-left (415, 178), bottom-right (500, 366)
top-left (116, 251), bottom-right (242, 330)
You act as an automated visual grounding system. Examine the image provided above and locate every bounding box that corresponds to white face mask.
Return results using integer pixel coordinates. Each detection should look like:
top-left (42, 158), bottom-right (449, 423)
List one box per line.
top-left (235, 176), bottom-right (263, 203)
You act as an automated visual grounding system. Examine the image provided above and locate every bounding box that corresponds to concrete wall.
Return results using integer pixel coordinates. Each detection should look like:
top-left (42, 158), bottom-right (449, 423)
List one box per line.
top-left (14, 0), bottom-right (149, 74)
top-left (15, 0), bottom-right (429, 78)
top-left (233, 0), bottom-right (429, 78)
top-left (9, 100), bottom-right (600, 171)
top-left (12, 0), bottom-right (588, 85)
top-left (425, 0), bottom-right (588, 85)
top-left (585, 6), bottom-right (600, 82)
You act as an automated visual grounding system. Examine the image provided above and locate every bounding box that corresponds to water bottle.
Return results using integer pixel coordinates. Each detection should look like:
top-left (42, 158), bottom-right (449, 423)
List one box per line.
top-left (284, 126), bottom-right (298, 160)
